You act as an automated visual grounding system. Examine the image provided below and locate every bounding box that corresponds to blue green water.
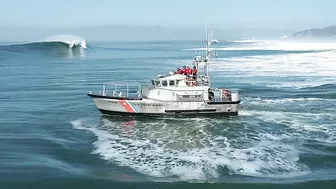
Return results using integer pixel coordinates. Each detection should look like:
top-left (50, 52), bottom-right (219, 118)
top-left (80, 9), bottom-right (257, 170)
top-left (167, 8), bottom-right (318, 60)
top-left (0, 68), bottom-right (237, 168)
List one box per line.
top-left (0, 36), bottom-right (335, 188)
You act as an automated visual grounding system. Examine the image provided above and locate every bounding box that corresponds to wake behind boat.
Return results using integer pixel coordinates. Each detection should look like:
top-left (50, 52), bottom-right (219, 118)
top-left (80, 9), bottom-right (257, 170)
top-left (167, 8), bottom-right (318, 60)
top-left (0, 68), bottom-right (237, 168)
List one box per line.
top-left (87, 31), bottom-right (241, 116)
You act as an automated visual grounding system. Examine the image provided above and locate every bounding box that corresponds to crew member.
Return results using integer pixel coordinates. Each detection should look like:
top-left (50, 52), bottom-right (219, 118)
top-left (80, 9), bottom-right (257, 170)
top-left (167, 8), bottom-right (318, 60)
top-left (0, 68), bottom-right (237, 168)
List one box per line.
top-left (192, 66), bottom-right (197, 79)
top-left (176, 68), bottom-right (183, 74)
top-left (186, 66), bottom-right (192, 75)
top-left (182, 66), bottom-right (187, 75)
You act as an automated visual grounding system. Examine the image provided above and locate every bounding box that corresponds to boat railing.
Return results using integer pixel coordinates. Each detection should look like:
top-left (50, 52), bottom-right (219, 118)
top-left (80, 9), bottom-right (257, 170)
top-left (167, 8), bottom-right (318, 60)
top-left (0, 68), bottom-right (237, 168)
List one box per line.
top-left (209, 88), bottom-right (239, 102)
top-left (89, 83), bottom-right (142, 99)
top-left (196, 75), bottom-right (209, 86)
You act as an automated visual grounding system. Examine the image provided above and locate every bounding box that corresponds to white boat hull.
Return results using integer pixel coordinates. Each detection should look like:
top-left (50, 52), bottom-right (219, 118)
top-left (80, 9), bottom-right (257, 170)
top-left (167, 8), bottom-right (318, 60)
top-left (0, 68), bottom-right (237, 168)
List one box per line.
top-left (88, 94), bottom-right (240, 116)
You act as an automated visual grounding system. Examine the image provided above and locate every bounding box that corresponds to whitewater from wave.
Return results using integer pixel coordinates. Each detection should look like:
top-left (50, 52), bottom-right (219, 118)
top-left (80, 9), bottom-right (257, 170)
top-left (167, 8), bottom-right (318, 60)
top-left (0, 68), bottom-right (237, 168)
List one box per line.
top-left (209, 51), bottom-right (336, 89)
top-left (229, 39), bottom-right (259, 43)
top-left (42, 34), bottom-right (87, 48)
top-left (71, 117), bottom-right (312, 181)
top-left (187, 40), bottom-right (336, 52)
top-left (179, 39), bottom-right (336, 89)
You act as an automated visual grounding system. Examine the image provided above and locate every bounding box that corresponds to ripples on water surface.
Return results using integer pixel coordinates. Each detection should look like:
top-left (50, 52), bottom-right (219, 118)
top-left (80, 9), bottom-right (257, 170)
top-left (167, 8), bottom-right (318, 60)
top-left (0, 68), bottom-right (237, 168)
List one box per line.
top-left (0, 37), bottom-right (335, 188)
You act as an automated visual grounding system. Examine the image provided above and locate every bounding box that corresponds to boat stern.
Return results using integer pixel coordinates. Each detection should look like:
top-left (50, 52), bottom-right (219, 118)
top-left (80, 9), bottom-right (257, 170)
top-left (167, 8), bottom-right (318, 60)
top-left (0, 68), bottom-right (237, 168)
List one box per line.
top-left (230, 90), bottom-right (240, 112)
top-left (87, 83), bottom-right (144, 114)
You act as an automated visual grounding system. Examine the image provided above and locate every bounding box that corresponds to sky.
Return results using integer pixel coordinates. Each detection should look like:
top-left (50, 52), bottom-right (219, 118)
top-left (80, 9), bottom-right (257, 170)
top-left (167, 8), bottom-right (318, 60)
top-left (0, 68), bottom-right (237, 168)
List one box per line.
top-left (0, 0), bottom-right (335, 41)
top-left (0, 0), bottom-right (335, 29)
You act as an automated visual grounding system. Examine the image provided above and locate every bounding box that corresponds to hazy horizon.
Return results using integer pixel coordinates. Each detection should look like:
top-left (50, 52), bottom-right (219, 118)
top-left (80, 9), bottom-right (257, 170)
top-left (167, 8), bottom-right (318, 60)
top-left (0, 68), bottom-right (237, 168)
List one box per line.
top-left (1, 0), bottom-right (336, 41)
top-left (0, 24), bottom-right (330, 42)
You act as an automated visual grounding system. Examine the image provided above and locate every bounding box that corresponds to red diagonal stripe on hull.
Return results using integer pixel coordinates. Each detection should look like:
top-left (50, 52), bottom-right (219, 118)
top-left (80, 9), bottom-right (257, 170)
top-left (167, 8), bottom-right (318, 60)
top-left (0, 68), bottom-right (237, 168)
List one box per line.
top-left (118, 100), bottom-right (135, 113)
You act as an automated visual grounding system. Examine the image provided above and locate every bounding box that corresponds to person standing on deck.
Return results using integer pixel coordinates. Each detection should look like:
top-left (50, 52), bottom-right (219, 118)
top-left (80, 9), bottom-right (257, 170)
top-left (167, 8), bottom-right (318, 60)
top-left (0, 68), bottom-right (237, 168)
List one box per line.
top-left (192, 66), bottom-right (198, 79)
top-left (186, 66), bottom-right (192, 76)
top-left (176, 68), bottom-right (183, 74)
top-left (182, 66), bottom-right (187, 75)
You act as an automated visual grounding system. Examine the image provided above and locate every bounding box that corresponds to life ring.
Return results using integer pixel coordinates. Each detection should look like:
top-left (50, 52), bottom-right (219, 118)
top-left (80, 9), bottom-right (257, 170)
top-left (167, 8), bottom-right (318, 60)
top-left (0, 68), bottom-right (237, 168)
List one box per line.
top-left (187, 77), bottom-right (196, 86)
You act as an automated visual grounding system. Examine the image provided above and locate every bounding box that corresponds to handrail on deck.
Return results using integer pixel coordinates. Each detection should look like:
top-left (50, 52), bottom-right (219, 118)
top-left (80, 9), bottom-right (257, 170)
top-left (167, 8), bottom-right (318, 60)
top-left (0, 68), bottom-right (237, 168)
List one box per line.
top-left (99, 83), bottom-right (142, 98)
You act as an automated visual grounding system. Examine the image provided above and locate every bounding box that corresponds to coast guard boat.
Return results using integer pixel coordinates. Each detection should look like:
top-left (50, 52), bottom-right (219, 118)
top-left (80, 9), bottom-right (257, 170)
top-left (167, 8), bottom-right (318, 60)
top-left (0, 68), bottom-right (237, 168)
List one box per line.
top-left (88, 31), bottom-right (241, 116)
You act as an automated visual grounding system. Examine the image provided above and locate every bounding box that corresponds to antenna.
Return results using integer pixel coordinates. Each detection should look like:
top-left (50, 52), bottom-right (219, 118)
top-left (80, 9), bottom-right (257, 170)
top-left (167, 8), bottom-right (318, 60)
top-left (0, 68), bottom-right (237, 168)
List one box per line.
top-left (206, 12), bottom-right (208, 45)
top-left (200, 39), bottom-right (202, 57)
top-left (205, 12), bottom-right (211, 85)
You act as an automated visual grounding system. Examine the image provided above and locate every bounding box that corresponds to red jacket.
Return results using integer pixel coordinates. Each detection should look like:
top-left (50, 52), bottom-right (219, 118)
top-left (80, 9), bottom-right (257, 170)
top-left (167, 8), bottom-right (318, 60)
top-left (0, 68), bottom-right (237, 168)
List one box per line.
top-left (183, 68), bottom-right (187, 74)
top-left (185, 68), bottom-right (192, 75)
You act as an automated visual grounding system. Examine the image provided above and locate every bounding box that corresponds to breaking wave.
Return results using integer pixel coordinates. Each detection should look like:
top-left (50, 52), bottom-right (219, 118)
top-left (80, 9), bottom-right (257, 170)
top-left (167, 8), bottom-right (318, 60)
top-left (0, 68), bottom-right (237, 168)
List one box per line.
top-left (0, 34), bottom-right (87, 53)
top-left (43, 34), bottom-right (87, 48)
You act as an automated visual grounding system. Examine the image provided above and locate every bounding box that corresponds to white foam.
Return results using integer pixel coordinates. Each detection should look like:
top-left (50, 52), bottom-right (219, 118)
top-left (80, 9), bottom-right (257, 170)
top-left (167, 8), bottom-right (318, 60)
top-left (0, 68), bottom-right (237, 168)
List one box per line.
top-left (180, 41), bottom-right (336, 90)
top-left (71, 118), bottom-right (311, 181)
top-left (229, 39), bottom-right (259, 43)
top-left (71, 119), bottom-right (85, 130)
top-left (42, 34), bottom-right (87, 48)
top-left (208, 49), bottom-right (336, 89)
top-left (189, 40), bottom-right (336, 52)
top-left (241, 109), bottom-right (336, 143)
top-left (246, 97), bottom-right (323, 105)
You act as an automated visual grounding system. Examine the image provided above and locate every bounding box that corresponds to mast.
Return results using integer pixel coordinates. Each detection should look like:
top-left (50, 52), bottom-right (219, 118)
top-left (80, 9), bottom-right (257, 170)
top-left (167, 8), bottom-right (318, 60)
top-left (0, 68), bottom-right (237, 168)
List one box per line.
top-left (200, 39), bottom-right (203, 57)
top-left (206, 31), bottom-right (210, 84)
top-left (206, 12), bottom-right (208, 46)
top-left (203, 12), bottom-right (219, 86)
top-left (205, 13), bottom-right (210, 84)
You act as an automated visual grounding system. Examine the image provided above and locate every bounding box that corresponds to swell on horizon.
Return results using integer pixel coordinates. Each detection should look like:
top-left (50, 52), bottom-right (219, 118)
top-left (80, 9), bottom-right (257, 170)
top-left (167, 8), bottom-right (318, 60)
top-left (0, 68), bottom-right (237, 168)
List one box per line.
top-left (0, 34), bottom-right (87, 53)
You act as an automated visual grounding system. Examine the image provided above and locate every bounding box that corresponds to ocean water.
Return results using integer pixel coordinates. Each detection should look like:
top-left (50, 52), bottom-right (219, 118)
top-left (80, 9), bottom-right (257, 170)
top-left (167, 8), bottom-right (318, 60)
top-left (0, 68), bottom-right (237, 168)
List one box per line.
top-left (0, 35), bottom-right (335, 188)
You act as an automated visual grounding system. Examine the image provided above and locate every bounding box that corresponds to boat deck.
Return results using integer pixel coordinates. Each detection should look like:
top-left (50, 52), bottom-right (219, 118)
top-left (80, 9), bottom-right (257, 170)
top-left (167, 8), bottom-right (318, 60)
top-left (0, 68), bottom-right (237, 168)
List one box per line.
top-left (88, 83), bottom-right (142, 100)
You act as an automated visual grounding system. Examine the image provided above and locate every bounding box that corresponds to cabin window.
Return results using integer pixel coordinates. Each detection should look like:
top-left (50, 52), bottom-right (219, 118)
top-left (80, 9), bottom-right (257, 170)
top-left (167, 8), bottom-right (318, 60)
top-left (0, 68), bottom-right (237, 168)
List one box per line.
top-left (162, 80), bottom-right (168, 87)
top-left (169, 80), bottom-right (175, 86)
top-left (151, 80), bottom-right (154, 85)
top-left (175, 80), bottom-right (180, 87)
top-left (154, 81), bottom-right (161, 87)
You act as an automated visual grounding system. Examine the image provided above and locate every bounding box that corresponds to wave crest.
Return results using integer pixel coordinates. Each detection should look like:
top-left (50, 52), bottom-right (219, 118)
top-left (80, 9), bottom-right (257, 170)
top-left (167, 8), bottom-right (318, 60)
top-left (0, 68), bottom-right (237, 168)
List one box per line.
top-left (0, 34), bottom-right (87, 56)
top-left (42, 34), bottom-right (87, 48)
